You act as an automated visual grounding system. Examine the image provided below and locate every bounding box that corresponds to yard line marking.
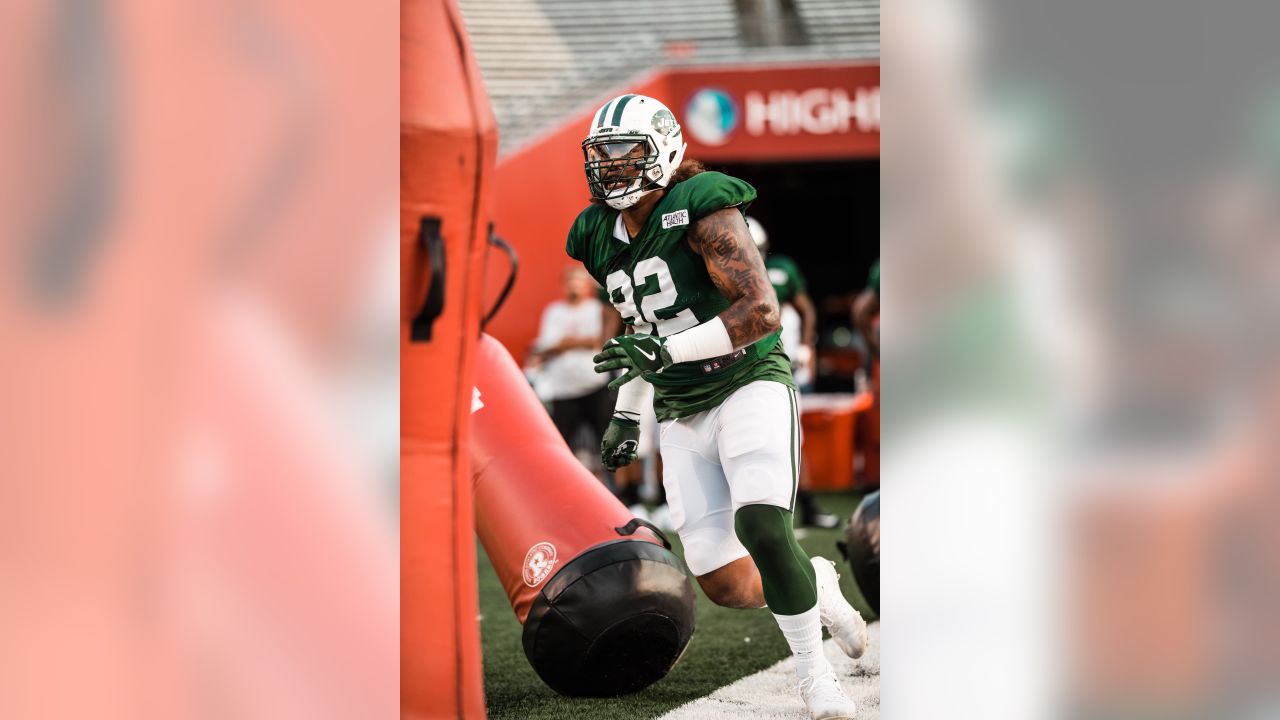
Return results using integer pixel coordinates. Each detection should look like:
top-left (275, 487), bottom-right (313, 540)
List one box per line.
top-left (656, 624), bottom-right (880, 719)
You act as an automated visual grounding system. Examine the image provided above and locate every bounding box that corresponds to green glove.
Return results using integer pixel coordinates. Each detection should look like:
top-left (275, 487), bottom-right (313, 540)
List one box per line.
top-left (600, 418), bottom-right (641, 470)
top-left (593, 334), bottom-right (673, 390)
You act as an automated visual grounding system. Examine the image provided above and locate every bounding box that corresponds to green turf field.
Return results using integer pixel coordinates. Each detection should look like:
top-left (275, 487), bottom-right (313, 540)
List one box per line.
top-left (478, 490), bottom-right (877, 720)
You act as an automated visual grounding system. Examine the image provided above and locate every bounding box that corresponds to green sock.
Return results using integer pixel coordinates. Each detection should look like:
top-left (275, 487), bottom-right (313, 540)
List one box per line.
top-left (733, 503), bottom-right (817, 615)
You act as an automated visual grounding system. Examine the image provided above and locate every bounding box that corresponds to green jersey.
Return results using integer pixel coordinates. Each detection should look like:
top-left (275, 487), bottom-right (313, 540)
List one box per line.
top-left (566, 171), bottom-right (795, 421)
top-left (765, 254), bottom-right (806, 304)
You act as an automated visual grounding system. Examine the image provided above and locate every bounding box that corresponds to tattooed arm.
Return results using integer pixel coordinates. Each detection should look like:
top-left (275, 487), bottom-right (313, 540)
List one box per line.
top-left (686, 208), bottom-right (781, 349)
top-left (592, 209), bottom-right (777, 373)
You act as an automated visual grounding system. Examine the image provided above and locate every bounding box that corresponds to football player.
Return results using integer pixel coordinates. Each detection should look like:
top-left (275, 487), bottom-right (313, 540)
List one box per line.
top-left (853, 259), bottom-right (880, 358)
top-left (747, 216), bottom-right (818, 391)
top-left (567, 94), bottom-right (868, 719)
top-left (746, 216), bottom-right (840, 530)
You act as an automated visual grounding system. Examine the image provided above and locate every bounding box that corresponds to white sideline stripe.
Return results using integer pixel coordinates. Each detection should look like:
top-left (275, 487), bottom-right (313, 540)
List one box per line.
top-left (657, 623), bottom-right (880, 720)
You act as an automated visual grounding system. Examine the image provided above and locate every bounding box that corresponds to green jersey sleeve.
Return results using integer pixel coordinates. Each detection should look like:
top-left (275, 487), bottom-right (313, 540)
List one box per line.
top-left (683, 171), bottom-right (757, 221)
top-left (776, 256), bottom-right (806, 294)
top-left (788, 258), bottom-right (807, 294)
top-left (765, 255), bottom-right (806, 304)
top-left (565, 211), bottom-right (584, 261)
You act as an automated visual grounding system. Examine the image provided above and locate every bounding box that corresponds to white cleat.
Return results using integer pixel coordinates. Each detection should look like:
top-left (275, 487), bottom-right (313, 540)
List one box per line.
top-left (799, 670), bottom-right (857, 719)
top-left (812, 557), bottom-right (868, 659)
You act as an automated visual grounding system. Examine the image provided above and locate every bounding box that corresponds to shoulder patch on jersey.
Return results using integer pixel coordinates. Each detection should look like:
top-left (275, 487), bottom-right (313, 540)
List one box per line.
top-left (661, 209), bottom-right (689, 229)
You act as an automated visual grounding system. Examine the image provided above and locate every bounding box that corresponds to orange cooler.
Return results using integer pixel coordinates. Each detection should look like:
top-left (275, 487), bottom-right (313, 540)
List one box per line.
top-left (800, 392), bottom-right (874, 490)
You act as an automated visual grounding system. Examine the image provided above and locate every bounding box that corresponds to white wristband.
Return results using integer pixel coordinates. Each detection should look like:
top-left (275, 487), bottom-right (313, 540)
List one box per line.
top-left (665, 316), bottom-right (735, 365)
top-left (613, 375), bottom-right (654, 424)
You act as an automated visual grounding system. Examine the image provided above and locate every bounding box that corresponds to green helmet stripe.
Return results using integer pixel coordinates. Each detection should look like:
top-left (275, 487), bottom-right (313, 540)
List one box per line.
top-left (594, 100), bottom-right (610, 128)
top-left (610, 94), bottom-right (637, 126)
top-left (597, 97), bottom-right (619, 128)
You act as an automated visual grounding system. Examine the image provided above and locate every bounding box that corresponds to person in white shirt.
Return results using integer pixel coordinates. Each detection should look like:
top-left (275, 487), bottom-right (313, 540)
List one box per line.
top-left (528, 266), bottom-right (612, 454)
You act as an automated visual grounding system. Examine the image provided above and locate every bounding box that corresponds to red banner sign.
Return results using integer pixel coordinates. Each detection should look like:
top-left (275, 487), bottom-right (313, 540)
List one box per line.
top-left (665, 62), bottom-right (880, 162)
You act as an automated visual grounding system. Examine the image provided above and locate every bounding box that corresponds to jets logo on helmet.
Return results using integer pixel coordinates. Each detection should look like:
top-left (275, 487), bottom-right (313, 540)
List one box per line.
top-left (651, 108), bottom-right (678, 136)
top-left (582, 94), bottom-right (688, 210)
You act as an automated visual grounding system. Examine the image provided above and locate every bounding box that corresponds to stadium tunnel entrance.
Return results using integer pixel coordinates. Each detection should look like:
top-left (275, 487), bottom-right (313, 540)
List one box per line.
top-left (713, 157), bottom-right (879, 392)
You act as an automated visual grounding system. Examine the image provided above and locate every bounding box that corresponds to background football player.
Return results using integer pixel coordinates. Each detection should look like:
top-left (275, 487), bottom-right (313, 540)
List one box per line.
top-left (747, 215), bottom-right (840, 530)
top-left (567, 93), bottom-right (868, 720)
top-left (748, 215), bottom-right (818, 392)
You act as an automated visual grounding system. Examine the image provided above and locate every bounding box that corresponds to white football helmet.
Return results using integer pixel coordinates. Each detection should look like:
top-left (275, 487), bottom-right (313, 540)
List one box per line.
top-left (582, 94), bottom-right (688, 210)
top-left (745, 216), bottom-right (768, 251)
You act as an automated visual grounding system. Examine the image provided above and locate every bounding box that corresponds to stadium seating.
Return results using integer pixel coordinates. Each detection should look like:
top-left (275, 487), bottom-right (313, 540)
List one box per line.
top-left (458, 0), bottom-right (880, 154)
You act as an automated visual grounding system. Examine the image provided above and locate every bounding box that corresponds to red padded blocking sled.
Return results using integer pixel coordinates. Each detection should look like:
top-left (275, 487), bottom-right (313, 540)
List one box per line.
top-left (470, 334), bottom-right (665, 622)
top-left (401, 0), bottom-right (496, 716)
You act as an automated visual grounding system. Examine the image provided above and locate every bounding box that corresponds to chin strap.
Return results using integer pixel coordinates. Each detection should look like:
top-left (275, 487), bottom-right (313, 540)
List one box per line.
top-left (606, 183), bottom-right (663, 210)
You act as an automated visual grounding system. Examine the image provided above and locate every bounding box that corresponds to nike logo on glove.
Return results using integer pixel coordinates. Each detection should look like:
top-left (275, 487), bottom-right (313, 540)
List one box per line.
top-left (594, 333), bottom-right (670, 389)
